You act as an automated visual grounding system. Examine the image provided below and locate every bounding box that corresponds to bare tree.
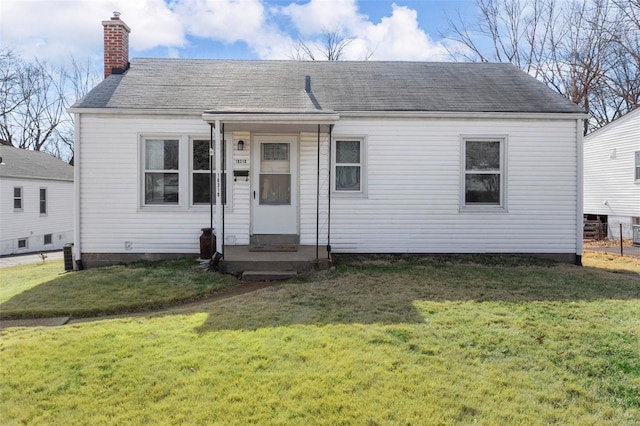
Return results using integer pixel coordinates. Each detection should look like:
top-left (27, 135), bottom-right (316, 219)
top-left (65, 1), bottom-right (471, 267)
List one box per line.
top-left (290, 29), bottom-right (353, 61)
top-left (0, 50), bottom-right (99, 162)
top-left (445, 0), bottom-right (640, 132)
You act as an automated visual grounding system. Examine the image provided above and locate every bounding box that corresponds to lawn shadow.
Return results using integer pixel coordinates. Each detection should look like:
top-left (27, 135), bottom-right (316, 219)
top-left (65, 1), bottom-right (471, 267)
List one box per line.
top-left (193, 255), bottom-right (640, 333)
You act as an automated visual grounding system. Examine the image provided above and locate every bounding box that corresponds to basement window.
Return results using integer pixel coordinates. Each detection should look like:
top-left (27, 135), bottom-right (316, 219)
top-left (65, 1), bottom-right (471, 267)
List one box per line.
top-left (44, 234), bottom-right (53, 245)
top-left (18, 238), bottom-right (27, 249)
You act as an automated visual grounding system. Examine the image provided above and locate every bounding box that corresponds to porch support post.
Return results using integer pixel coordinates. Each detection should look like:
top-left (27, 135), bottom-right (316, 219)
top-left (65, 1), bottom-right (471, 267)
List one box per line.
top-left (214, 119), bottom-right (223, 255)
top-left (316, 124), bottom-right (320, 260)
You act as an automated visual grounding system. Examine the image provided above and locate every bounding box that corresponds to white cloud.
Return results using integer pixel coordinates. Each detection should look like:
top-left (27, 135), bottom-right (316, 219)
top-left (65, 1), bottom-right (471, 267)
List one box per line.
top-left (280, 0), bottom-right (363, 36)
top-left (354, 4), bottom-right (450, 61)
top-left (0, 0), bottom-right (452, 64)
top-left (281, 1), bottom-right (450, 61)
top-left (0, 0), bottom-right (185, 62)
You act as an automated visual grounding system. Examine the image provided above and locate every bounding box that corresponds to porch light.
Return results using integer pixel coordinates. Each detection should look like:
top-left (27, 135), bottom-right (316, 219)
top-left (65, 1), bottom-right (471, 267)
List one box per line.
top-left (236, 140), bottom-right (244, 151)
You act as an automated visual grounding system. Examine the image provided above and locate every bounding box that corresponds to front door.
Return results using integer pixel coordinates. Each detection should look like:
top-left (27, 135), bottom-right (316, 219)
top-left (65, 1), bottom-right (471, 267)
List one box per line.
top-left (251, 135), bottom-right (298, 235)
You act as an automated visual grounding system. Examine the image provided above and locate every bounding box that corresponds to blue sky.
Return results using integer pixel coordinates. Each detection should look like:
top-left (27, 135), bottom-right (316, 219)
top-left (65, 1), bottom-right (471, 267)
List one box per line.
top-left (1, 0), bottom-right (477, 65)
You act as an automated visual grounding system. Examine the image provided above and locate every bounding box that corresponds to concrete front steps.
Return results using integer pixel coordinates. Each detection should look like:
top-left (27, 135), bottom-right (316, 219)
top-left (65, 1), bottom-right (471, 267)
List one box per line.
top-left (222, 245), bottom-right (331, 279)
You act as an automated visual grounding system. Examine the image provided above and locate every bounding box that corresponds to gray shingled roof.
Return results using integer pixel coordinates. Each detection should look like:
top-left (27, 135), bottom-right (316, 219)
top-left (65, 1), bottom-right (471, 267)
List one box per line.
top-left (0, 145), bottom-right (73, 181)
top-left (73, 59), bottom-right (584, 114)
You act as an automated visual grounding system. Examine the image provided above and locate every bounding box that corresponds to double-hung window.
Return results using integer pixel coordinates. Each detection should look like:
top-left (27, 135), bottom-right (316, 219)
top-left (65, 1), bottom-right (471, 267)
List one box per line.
top-left (635, 151), bottom-right (639, 181)
top-left (144, 139), bottom-right (180, 205)
top-left (333, 138), bottom-right (365, 194)
top-left (462, 138), bottom-right (506, 209)
top-left (191, 139), bottom-right (226, 205)
top-left (13, 187), bottom-right (22, 210)
top-left (39, 188), bottom-right (47, 215)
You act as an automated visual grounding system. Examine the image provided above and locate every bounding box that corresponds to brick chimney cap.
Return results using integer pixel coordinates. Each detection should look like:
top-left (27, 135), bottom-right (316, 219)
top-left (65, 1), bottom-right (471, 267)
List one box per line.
top-left (102, 16), bottom-right (131, 32)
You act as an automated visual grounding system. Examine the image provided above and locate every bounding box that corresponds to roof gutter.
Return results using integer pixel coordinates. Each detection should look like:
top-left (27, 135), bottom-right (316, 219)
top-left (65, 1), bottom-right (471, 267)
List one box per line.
top-left (338, 111), bottom-right (590, 120)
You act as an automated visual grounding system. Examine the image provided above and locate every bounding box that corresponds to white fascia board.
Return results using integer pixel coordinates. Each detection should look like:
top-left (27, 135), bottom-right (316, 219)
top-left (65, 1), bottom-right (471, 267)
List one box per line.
top-left (202, 111), bottom-right (340, 124)
top-left (67, 108), bottom-right (205, 117)
top-left (338, 111), bottom-right (590, 120)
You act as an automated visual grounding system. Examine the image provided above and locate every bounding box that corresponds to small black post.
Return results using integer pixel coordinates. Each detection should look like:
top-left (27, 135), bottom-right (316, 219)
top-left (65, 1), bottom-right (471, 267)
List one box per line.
top-left (620, 223), bottom-right (624, 257)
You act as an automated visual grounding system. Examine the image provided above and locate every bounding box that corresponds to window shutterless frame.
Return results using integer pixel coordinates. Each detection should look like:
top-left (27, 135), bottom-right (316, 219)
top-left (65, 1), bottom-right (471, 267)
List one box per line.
top-left (635, 151), bottom-right (640, 182)
top-left (39, 187), bottom-right (47, 215)
top-left (13, 187), bottom-right (23, 210)
top-left (331, 136), bottom-right (367, 197)
top-left (460, 136), bottom-right (507, 211)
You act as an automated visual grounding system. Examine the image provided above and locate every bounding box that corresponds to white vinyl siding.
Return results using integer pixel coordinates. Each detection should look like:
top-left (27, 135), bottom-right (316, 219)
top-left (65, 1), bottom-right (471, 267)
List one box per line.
top-left (77, 114), bottom-right (579, 256)
top-left (326, 117), bottom-right (578, 254)
top-left (584, 109), bottom-right (640, 218)
top-left (0, 177), bottom-right (73, 255)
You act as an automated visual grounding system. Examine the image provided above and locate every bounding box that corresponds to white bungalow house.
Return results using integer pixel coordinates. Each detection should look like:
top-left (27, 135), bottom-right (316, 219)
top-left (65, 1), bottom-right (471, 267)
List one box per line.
top-left (0, 144), bottom-right (74, 255)
top-left (69, 16), bottom-right (587, 270)
top-left (584, 107), bottom-right (640, 240)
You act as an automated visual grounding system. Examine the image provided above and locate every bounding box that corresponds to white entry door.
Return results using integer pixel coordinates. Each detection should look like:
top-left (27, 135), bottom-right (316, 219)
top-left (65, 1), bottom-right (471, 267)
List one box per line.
top-left (251, 135), bottom-right (298, 235)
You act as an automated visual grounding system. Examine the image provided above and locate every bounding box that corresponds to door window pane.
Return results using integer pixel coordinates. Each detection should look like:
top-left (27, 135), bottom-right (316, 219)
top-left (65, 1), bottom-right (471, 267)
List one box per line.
top-left (261, 143), bottom-right (290, 172)
top-left (260, 174), bottom-right (291, 205)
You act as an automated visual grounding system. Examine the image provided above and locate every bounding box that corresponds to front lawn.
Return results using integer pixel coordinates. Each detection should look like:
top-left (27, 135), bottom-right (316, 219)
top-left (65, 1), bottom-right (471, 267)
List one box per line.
top-left (0, 259), bottom-right (238, 319)
top-left (1, 255), bottom-right (638, 425)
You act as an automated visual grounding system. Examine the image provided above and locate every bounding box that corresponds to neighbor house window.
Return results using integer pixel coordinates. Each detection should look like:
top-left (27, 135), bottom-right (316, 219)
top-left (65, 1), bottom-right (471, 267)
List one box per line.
top-left (39, 188), bottom-right (47, 214)
top-left (144, 139), bottom-right (179, 205)
top-left (191, 139), bottom-right (226, 205)
top-left (635, 151), bottom-right (639, 181)
top-left (13, 187), bottom-right (22, 210)
top-left (44, 234), bottom-right (52, 245)
top-left (462, 138), bottom-right (506, 209)
top-left (18, 238), bottom-right (27, 249)
top-left (333, 138), bottom-right (365, 194)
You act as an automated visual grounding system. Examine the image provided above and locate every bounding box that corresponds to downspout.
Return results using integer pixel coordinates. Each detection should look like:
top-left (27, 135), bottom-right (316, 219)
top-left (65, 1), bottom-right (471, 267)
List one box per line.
top-left (576, 118), bottom-right (584, 266)
top-left (221, 123), bottom-right (225, 258)
top-left (73, 113), bottom-right (82, 268)
top-left (316, 124), bottom-right (320, 261)
top-left (214, 119), bottom-right (223, 255)
top-left (327, 124), bottom-right (333, 259)
top-left (209, 123), bottom-right (213, 252)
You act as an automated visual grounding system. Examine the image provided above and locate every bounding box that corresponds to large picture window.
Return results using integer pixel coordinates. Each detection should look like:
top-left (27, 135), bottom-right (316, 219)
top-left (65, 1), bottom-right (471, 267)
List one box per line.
top-left (144, 139), bottom-right (179, 205)
top-left (462, 138), bottom-right (506, 209)
top-left (333, 138), bottom-right (365, 194)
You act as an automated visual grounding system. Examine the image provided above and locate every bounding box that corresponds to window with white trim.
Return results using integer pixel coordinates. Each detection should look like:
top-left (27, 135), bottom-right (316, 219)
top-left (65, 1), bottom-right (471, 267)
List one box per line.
top-left (635, 151), bottom-right (639, 181)
top-left (462, 138), bottom-right (506, 209)
top-left (333, 138), bottom-right (365, 194)
top-left (13, 187), bottom-right (22, 210)
top-left (191, 139), bottom-right (227, 205)
top-left (144, 139), bottom-right (180, 205)
top-left (39, 188), bottom-right (47, 215)
top-left (44, 234), bottom-right (52, 245)
top-left (18, 238), bottom-right (27, 249)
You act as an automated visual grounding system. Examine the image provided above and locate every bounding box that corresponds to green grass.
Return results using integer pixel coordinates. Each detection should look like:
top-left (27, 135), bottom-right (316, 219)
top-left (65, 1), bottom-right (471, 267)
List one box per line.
top-left (0, 259), bottom-right (238, 319)
top-left (1, 255), bottom-right (639, 425)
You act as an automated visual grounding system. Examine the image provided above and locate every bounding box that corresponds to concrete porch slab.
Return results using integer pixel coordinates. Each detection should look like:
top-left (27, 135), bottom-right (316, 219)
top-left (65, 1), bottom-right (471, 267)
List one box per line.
top-left (222, 245), bottom-right (331, 274)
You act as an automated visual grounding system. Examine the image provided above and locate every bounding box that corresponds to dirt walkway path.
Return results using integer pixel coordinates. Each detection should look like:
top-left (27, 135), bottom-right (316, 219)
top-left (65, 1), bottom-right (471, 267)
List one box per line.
top-left (0, 280), bottom-right (284, 330)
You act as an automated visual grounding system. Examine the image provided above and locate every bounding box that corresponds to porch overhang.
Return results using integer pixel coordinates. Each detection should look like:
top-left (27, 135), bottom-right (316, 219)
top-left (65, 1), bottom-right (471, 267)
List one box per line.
top-left (201, 109), bottom-right (340, 127)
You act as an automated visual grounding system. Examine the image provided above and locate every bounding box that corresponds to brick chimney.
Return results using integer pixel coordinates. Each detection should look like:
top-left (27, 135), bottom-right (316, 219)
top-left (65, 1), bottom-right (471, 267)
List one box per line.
top-left (102, 13), bottom-right (131, 79)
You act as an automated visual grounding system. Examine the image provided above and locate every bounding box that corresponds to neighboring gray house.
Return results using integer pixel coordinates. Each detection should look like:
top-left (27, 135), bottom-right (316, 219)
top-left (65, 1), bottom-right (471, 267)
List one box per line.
top-left (69, 16), bottom-right (587, 269)
top-left (0, 145), bottom-right (74, 255)
top-left (584, 107), bottom-right (640, 240)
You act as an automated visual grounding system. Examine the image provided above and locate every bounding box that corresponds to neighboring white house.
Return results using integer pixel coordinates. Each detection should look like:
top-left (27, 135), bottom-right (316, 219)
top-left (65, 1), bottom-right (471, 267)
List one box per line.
top-left (69, 16), bottom-right (587, 269)
top-left (0, 144), bottom-right (74, 256)
top-left (584, 107), bottom-right (640, 240)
